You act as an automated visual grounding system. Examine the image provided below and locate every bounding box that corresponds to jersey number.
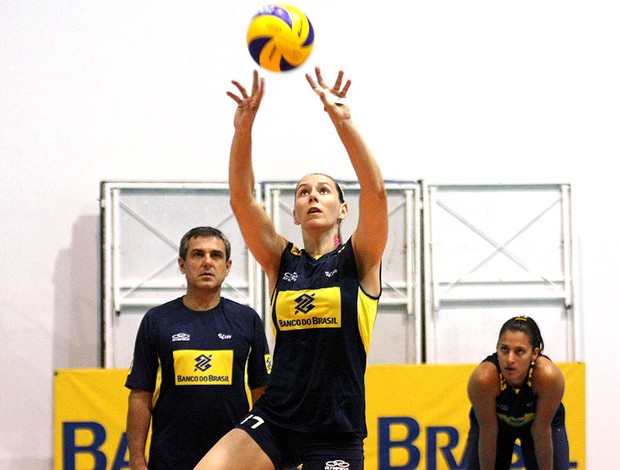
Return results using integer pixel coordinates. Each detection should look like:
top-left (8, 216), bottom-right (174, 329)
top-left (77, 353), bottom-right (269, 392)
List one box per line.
top-left (240, 414), bottom-right (265, 429)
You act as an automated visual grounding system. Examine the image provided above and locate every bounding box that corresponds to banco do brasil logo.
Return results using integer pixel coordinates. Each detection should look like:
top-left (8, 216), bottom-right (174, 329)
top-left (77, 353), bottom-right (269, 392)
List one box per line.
top-left (194, 354), bottom-right (212, 372)
top-left (294, 292), bottom-right (315, 315)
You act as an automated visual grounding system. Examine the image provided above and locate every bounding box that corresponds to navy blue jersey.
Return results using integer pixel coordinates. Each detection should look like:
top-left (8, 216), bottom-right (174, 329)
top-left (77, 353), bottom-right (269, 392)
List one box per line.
top-left (125, 297), bottom-right (270, 470)
top-left (483, 352), bottom-right (565, 429)
top-left (255, 239), bottom-right (380, 437)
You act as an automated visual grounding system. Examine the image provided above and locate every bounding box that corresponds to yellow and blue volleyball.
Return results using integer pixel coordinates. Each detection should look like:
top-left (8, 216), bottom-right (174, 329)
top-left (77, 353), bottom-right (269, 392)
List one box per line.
top-left (246, 4), bottom-right (314, 73)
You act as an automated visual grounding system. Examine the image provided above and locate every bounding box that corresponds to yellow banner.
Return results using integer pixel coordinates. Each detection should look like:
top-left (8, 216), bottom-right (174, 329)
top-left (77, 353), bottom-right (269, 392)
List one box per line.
top-left (54, 363), bottom-right (585, 469)
top-left (54, 369), bottom-right (133, 470)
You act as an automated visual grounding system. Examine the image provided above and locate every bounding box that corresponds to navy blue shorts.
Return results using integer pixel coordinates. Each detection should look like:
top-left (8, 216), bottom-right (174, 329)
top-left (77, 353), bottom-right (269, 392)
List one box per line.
top-left (463, 407), bottom-right (570, 470)
top-left (236, 409), bottom-right (364, 470)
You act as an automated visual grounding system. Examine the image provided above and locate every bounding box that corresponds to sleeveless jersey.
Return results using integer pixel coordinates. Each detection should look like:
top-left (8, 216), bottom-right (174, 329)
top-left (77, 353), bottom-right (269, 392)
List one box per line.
top-left (255, 239), bottom-right (380, 437)
top-left (483, 352), bottom-right (565, 429)
top-left (125, 297), bottom-right (270, 470)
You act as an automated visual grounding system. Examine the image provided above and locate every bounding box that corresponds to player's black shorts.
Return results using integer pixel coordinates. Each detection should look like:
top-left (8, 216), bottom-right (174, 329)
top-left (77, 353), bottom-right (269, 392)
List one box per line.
top-left (236, 409), bottom-right (364, 470)
top-left (463, 406), bottom-right (569, 470)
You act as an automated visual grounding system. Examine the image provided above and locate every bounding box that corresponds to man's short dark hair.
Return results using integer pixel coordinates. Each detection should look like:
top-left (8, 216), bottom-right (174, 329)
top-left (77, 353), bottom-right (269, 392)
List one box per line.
top-left (179, 227), bottom-right (231, 261)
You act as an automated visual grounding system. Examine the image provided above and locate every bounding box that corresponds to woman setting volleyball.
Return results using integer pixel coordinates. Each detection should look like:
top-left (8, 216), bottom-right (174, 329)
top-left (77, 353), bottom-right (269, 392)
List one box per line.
top-left (193, 67), bottom-right (388, 470)
top-left (464, 316), bottom-right (570, 470)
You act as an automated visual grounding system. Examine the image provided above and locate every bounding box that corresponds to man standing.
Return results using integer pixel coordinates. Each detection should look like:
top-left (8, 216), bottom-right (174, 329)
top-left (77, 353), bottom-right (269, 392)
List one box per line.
top-left (125, 226), bottom-right (270, 470)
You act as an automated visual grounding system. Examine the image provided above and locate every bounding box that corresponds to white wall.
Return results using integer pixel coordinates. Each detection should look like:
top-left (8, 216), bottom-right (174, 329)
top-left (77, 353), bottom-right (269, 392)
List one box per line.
top-left (1, 1), bottom-right (618, 468)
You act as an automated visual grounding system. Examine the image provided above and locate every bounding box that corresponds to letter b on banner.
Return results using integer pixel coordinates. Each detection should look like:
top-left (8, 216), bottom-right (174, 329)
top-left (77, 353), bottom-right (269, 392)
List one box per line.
top-left (378, 417), bottom-right (421, 469)
top-left (63, 421), bottom-right (129, 470)
top-left (63, 422), bottom-right (107, 470)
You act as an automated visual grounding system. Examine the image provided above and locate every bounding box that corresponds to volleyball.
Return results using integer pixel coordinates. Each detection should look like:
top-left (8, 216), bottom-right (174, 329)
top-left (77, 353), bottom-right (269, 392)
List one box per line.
top-left (246, 4), bottom-right (314, 73)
